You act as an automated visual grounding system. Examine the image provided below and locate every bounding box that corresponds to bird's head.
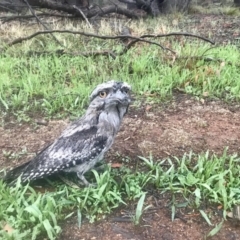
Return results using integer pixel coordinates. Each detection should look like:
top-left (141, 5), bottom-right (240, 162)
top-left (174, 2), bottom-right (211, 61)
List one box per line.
top-left (88, 80), bottom-right (131, 119)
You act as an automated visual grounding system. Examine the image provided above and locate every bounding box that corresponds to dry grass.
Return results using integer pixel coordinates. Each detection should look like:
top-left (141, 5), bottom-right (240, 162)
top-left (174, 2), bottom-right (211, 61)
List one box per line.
top-left (0, 13), bottom-right (186, 44)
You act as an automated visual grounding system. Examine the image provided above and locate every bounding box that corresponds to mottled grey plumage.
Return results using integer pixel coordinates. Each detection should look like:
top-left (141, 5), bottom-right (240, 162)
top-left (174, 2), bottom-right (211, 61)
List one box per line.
top-left (4, 80), bottom-right (131, 186)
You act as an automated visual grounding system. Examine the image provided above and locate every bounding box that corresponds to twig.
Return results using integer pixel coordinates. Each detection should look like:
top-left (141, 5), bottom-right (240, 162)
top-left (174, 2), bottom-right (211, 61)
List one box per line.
top-left (0, 4), bottom-right (21, 13)
top-left (200, 46), bottom-right (219, 57)
top-left (5, 30), bottom-right (176, 53)
top-left (26, 49), bottom-right (117, 58)
top-left (126, 33), bottom-right (215, 51)
top-left (23, 0), bottom-right (48, 29)
top-left (6, 30), bottom-right (214, 48)
top-left (123, 38), bottom-right (175, 54)
top-left (118, 0), bottom-right (136, 4)
top-left (86, 4), bottom-right (145, 18)
top-left (72, 5), bottom-right (92, 29)
top-left (0, 13), bottom-right (75, 23)
top-left (121, 32), bottom-right (215, 54)
top-left (23, 0), bottom-right (64, 48)
top-left (2, 30), bottom-right (216, 58)
top-left (138, 32), bottom-right (215, 45)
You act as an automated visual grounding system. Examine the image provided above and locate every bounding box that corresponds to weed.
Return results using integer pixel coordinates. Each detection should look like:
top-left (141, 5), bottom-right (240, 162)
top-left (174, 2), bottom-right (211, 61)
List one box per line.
top-left (1, 15), bottom-right (240, 239)
top-left (1, 150), bottom-right (240, 238)
top-left (0, 22), bottom-right (240, 119)
top-left (132, 192), bottom-right (152, 225)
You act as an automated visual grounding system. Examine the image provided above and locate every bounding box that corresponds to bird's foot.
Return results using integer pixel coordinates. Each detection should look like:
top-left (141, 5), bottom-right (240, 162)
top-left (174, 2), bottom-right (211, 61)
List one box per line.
top-left (93, 163), bottom-right (108, 173)
top-left (77, 172), bottom-right (97, 188)
top-left (58, 174), bottom-right (81, 189)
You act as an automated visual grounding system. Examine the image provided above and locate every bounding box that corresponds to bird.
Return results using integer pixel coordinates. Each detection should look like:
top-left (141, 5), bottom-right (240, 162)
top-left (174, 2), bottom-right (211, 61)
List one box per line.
top-left (3, 80), bottom-right (131, 186)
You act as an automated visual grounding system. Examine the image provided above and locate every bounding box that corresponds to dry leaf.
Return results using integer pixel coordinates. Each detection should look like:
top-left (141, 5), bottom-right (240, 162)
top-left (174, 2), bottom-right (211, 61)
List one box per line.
top-left (227, 211), bottom-right (233, 218)
top-left (216, 61), bottom-right (225, 77)
top-left (3, 224), bottom-right (14, 234)
top-left (205, 67), bottom-right (214, 75)
top-left (111, 163), bottom-right (122, 168)
top-left (194, 74), bottom-right (199, 82)
top-left (220, 61), bottom-right (225, 69)
top-left (215, 70), bottom-right (221, 77)
top-left (145, 105), bottom-right (152, 112)
top-left (171, 55), bottom-right (176, 65)
top-left (172, 19), bottom-right (178, 26)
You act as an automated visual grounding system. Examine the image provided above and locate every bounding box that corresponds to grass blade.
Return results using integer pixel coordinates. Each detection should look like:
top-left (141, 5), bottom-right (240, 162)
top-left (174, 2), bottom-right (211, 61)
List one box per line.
top-left (199, 210), bottom-right (212, 226)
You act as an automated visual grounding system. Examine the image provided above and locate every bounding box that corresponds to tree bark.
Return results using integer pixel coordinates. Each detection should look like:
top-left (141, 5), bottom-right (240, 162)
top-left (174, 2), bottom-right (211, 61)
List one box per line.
top-left (235, 0), bottom-right (240, 7)
top-left (0, 0), bottom-right (192, 17)
top-left (159, 0), bottom-right (191, 14)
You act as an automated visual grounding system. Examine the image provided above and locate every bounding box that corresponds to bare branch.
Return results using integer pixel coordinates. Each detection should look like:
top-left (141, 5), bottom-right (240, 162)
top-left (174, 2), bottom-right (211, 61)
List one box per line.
top-left (23, 0), bottom-right (64, 47)
top-left (86, 5), bottom-right (146, 18)
top-left (4, 30), bottom-right (214, 57)
top-left (0, 13), bottom-right (74, 23)
top-left (4, 29), bottom-right (174, 54)
top-left (73, 5), bottom-right (92, 28)
top-left (139, 32), bottom-right (215, 45)
top-left (118, 0), bottom-right (136, 4)
top-left (122, 32), bottom-right (215, 53)
top-left (12, 0), bottom-right (145, 19)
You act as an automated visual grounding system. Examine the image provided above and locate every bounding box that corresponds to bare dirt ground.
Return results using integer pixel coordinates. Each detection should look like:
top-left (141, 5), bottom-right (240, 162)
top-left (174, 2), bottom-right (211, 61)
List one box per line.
top-left (1, 10), bottom-right (240, 240)
top-left (1, 93), bottom-right (240, 239)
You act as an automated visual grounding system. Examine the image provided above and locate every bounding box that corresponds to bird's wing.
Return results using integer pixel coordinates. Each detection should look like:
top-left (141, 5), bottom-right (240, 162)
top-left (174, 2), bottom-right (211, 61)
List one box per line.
top-left (3, 161), bottom-right (31, 182)
top-left (4, 125), bottom-right (108, 182)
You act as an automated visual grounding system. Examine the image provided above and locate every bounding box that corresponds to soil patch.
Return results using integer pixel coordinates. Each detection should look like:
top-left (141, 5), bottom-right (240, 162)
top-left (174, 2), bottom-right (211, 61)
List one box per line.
top-left (1, 93), bottom-right (240, 239)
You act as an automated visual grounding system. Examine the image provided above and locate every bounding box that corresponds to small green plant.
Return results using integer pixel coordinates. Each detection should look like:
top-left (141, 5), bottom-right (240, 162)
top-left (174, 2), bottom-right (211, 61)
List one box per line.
top-left (1, 150), bottom-right (240, 238)
top-left (0, 41), bottom-right (240, 119)
top-left (141, 150), bottom-right (240, 212)
top-left (0, 179), bottom-right (61, 240)
top-left (132, 192), bottom-right (152, 225)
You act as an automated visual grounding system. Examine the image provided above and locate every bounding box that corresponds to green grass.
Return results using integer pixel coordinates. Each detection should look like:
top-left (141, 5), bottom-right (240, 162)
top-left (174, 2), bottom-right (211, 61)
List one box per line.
top-left (1, 15), bottom-right (240, 239)
top-left (0, 17), bottom-right (240, 119)
top-left (141, 150), bottom-right (240, 210)
top-left (0, 43), bottom-right (240, 120)
top-left (1, 150), bottom-right (240, 239)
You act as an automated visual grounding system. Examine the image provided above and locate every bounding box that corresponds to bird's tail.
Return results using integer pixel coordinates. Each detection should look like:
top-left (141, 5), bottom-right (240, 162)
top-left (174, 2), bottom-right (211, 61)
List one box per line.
top-left (3, 161), bottom-right (30, 184)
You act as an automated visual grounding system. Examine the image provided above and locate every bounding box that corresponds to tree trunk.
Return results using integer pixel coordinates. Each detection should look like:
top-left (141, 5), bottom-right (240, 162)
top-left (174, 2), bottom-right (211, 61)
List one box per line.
top-left (235, 0), bottom-right (240, 7)
top-left (159, 0), bottom-right (191, 14)
top-left (0, 0), bottom-right (192, 18)
top-left (0, 0), bottom-right (26, 13)
top-left (127, 0), bottom-right (191, 16)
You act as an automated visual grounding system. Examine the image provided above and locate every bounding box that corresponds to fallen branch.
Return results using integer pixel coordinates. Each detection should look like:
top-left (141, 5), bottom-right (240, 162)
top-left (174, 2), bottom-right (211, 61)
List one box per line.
top-left (0, 13), bottom-right (74, 23)
top-left (73, 5), bottom-right (92, 28)
top-left (7, 30), bottom-right (215, 47)
top-left (23, 0), bottom-right (64, 47)
top-left (86, 5), bottom-right (146, 18)
top-left (5, 29), bottom-right (175, 53)
top-left (14, 0), bottom-right (145, 19)
top-left (127, 32), bottom-right (215, 47)
top-left (1, 29), bottom-right (216, 59)
top-left (147, 32), bottom-right (215, 45)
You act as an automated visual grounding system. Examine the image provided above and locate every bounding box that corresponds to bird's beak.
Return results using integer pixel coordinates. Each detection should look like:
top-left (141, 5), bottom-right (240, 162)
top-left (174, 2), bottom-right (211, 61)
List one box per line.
top-left (105, 90), bottom-right (130, 107)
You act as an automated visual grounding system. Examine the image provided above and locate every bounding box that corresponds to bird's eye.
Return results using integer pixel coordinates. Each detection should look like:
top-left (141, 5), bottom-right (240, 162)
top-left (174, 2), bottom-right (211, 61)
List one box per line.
top-left (99, 91), bottom-right (107, 98)
top-left (122, 87), bottom-right (129, 94)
